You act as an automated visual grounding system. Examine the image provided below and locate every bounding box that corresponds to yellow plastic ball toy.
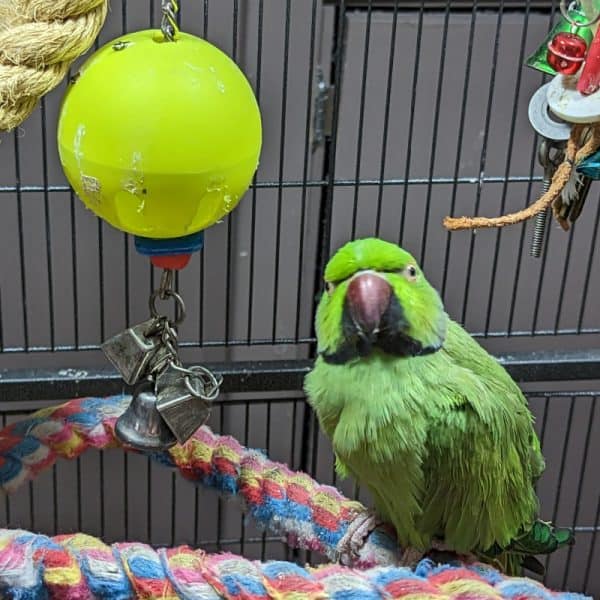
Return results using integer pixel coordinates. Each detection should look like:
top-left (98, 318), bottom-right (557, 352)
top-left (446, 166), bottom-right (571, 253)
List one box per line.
top-left (57, 30), bottom-right (262, 239)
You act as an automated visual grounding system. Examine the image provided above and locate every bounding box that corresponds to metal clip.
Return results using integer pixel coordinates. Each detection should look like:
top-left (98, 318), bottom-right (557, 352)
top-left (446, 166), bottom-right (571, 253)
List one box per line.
top-left (561, 171), bottom-right (592, 224)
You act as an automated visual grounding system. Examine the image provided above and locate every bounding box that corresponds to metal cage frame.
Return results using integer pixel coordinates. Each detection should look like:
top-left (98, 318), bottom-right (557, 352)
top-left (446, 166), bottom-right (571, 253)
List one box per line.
top-left (1, 0), bottom-right (599, 596)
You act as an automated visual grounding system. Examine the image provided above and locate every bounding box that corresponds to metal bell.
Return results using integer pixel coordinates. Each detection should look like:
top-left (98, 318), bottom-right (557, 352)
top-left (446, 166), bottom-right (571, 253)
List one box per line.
top-left (101, 318), bottom-right (171, 385)
top-left (115, 380), bottom-right (177, 451)
top-left (155, 365), bottom-right (214, 445)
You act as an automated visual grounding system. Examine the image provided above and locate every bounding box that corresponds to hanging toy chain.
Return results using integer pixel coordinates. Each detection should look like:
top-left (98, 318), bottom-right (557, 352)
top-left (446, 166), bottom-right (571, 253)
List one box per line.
top-left (149, 269), bottom-right (222, 405)
top-left (101, 267), bottom-right (222, 451)
top-left (161, 0), bottom-right (180, 41)
top-left (148, 269), bottom-right (222, 403)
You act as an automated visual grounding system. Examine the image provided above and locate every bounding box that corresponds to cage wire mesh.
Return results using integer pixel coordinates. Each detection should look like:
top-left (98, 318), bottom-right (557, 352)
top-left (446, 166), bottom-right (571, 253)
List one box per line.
top-left (0, 0), bottom-right (599, 596)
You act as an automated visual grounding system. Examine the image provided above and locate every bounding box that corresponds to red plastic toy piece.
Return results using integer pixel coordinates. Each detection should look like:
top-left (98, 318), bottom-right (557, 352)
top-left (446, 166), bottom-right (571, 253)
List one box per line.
top-left (150, 254), bottom-right (192, 270)
top-left (578, 26), bottom-right (600, 94)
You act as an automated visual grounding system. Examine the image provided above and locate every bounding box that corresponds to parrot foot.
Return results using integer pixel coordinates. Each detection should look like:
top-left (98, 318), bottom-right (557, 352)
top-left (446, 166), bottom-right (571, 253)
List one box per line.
top-left (336, 509), bottom-right (380, 564)
top-left (426, 539), bottom-right (477, 566)
top-left (399, 540), bottom-right (477, 569)
top-left (399, 546), bottom-right (425, 568)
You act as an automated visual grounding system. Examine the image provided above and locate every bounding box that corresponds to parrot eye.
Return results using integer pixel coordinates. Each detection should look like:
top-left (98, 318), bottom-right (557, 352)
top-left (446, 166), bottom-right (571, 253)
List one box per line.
top-left (325, 281), bottom-right (335, 295)
top-left (402, 265), bottom-right (418, 282)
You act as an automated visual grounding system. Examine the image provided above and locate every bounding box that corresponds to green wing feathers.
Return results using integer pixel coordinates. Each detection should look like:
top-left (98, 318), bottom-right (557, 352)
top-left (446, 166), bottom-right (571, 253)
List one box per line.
top-left (441, 320), bottom-right (546, 483)
top-left (421, 399), bottom-right (540, 554)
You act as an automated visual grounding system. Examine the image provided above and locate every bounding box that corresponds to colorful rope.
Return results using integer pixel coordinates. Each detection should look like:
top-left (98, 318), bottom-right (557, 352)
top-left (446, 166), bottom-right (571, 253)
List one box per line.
top-left (0, 396), bottom-right (590, 599)
top-left (0, 395), bottom-right (397, 568)
top-left (0, 530), bottom-right (589, 600)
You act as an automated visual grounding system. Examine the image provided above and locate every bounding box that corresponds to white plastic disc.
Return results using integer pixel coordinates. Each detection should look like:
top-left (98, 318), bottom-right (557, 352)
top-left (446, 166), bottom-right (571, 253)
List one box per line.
top-left (528, 83), bottom-right (571, 140)
top-left (546, 72), bottom-right (600, 123)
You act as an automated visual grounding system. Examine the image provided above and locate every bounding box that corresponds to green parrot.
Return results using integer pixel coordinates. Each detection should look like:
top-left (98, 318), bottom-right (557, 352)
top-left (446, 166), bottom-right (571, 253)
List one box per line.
top-left (304, 237), bottom-right (573, 575)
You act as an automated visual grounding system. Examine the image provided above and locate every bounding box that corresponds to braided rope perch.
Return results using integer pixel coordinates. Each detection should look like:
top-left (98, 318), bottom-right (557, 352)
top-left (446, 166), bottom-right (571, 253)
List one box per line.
top-left (0, 396), bottom-right (589, 599)
top-left (0, 0), bottom-right (108, 132)
top-left (0, 395), bottom-right (399, 568)
top-left (0, 530), bottom-right (587, 600)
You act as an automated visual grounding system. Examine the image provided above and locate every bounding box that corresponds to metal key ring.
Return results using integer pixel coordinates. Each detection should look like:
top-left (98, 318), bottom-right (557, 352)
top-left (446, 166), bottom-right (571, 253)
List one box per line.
top-left (560, 0), bottom-right (600, 27)
top-left (169, 362), bottom-right (223, 384)
top-left (149, 288), bottom-right (186, 326)
top-left (169, 363), bottom-right (223, 401)
top-left (187, 367), bottom-right (222, 400)
top-left (185, 377), bottom-right (221, 401)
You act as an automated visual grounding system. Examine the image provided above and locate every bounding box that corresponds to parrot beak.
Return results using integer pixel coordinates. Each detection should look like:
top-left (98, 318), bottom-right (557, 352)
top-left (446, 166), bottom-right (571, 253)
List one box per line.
top-left (345, 271), bottom-right (392, 336)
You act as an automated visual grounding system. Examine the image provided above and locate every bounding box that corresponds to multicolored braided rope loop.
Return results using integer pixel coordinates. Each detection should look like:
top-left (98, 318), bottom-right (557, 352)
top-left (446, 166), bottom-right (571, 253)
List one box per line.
top-left (0, 395), bottom-right (590, 599)
top-left (0, 530), bottom-right (589, 600)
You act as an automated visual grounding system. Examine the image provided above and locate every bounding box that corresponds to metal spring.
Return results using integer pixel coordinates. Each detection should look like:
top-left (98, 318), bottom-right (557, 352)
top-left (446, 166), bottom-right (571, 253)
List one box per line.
top-left (530, 178), bottom-right (551, 258)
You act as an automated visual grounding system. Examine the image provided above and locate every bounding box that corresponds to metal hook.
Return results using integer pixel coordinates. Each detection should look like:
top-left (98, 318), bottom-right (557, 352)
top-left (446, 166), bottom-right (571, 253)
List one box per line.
top-left (538, 138), bottom-right (565, 175)
top-left (149, 288), bottom-right (186, 326)
top-left (158, 268), bottom-right (174, 299)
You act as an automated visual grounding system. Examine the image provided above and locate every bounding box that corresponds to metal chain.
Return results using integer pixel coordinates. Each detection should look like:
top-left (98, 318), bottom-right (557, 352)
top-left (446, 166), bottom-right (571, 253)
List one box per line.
top-left (161, 0), bottom-right (180, 41)
top-left (146, 269), bottom-right (183, 377)
top-left (146, 268), bottom-right (222, 400)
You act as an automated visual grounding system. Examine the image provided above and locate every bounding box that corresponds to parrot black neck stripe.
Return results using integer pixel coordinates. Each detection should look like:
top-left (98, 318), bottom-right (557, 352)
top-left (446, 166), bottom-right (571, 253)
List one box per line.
top-left (416, 344), bottom-right (442, 357)
top-left (320, 339), bottom-right (442, 365)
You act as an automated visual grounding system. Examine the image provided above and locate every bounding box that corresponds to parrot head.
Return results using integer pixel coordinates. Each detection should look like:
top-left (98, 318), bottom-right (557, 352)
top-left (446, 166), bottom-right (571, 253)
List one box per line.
top-left (315, 238), bottom-right (447, 364)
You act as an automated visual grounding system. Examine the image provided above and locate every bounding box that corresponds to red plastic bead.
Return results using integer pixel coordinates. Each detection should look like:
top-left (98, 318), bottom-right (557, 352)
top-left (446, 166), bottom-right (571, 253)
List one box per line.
top-left (150, 254), bottom-right (192, 270)
top-left (578, 27), bottom-right (600, 95)
top-left (547, 32), bottom-right (587, 75)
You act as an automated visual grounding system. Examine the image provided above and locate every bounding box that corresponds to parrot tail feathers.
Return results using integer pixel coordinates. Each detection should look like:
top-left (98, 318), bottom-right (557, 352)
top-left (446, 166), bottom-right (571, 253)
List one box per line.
top-left (508, 520), bottom-right (575, 556)
top-left (480, 521), bottom-right (574, 576)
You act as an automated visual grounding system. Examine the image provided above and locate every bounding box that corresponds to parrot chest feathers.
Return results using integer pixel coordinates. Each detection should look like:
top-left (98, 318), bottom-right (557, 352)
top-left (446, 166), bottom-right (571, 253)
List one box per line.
top-left (309, 353), bottom-right (436, 462)
top-left (332, 400), bottom-right (428, 464)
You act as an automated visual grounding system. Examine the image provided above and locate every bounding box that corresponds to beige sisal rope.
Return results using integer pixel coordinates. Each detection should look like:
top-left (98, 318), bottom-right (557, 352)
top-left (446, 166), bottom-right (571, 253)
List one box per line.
top-left (0, 0), bottom-right (108, 132)
top-left (443, 124), bottom-right (600, 231)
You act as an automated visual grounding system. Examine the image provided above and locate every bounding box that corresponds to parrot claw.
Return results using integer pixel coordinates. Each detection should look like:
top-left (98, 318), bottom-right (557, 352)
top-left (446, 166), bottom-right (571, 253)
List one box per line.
top-left (426, 539), bottom-right (478, 566)
top-left (399, 539), bottom-right (477, 569)
top-left (399, 546), bottom-right (425, 568)
top-left (335, 509), bottom-right (380, 564)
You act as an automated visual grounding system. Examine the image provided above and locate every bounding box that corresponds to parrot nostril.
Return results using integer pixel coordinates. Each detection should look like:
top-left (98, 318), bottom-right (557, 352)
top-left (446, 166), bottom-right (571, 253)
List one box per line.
top-left (346, 272), bottom-right (392, 334)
